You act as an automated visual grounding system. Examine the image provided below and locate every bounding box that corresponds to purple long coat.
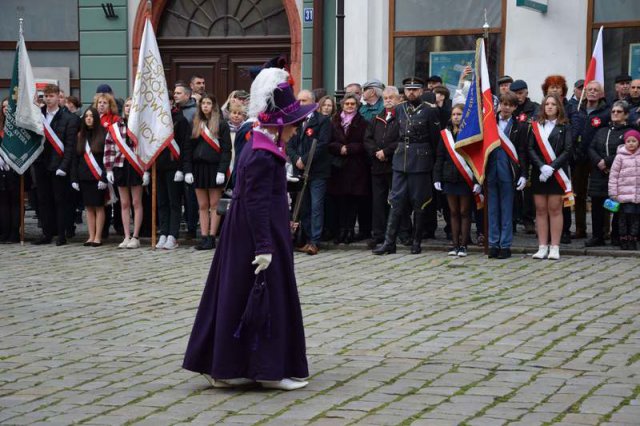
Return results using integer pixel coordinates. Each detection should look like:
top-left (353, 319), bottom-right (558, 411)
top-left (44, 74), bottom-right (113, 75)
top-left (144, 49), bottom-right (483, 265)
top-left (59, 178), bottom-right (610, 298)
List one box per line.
top-left (183, 130), bottom-right (308, 381)
top-left (327, 112), bottom-right (371, 196)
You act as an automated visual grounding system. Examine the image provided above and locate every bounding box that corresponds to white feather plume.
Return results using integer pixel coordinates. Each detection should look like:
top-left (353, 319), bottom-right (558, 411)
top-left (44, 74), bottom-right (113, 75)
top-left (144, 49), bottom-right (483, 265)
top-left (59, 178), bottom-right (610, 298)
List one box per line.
top-left (248, 68), bottom-right (290, 119)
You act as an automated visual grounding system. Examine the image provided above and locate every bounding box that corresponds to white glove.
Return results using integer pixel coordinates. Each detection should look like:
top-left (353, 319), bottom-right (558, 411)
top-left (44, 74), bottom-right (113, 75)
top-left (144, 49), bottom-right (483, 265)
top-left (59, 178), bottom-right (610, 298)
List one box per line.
top-left (185, 173), bottom-right (194, 185)
top-left (174, 170), bottom-right (184, 182)
top-left (516, 176), bottom-right (527, 191)
top-left (540, 164), bottom-right (554, 180)
top-left (473, 184), bottom-right (482, 195)
top-left (106, 171), bottom-right (114, 184)
top-left (0, 156), bottom-right (8, 171)
top-left (216, 172), bottom-right (225, 185)
top-left (539, 173), bottom-right (549, 183)
top-left (97, 181), bottom-right (107, 190)
top-left (142, 172), bottom-right (150, 186)
top-left (251, 254), bottom-right (272, 275)
top-left (55, 169), bottom-right (66, 177)
top-left (71, 182), bottom-right (80, 191)
top-left (434, 182), bottom-right (442, 191)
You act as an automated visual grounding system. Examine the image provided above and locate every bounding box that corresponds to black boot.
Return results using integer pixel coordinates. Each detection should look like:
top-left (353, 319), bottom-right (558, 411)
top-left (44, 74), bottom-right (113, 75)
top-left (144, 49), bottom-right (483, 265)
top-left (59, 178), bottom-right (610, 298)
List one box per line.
top-left (411, 211), bottom-right (424, 254)
top-left (195, 235), bottom-right (214, 250)
top-left (372, 208), bottom-right (400, 255)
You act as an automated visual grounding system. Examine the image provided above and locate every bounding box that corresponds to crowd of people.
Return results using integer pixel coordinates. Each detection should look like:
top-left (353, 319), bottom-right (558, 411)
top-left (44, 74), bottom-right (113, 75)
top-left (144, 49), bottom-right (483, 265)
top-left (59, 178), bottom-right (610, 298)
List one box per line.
top-left (1, 70), bottom-right (640, 257)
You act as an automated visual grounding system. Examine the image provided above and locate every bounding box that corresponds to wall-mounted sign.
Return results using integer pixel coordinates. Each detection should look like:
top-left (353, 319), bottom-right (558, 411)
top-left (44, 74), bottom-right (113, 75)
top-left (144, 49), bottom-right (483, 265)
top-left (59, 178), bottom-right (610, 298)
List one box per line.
top-left (304, 8), bottom-right (314, 23)
top-left (630, 43), bottom-right (640, 79)
top-left (516, 0), bottom-right (548, 14)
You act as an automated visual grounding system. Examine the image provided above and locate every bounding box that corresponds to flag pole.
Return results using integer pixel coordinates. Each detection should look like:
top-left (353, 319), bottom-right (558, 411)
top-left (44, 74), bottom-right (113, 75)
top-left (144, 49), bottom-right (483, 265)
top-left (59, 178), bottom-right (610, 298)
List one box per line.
top-left (482, 10), bottom-right (489, 255)
top-left (19, 175), bottom-right (25, 245)
top-left (151, 163), bottom-right (157, 249)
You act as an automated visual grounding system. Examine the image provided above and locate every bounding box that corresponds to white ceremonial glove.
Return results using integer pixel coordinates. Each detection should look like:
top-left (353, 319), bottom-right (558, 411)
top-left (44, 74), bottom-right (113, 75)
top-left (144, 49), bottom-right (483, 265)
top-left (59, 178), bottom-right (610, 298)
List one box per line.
top-left (174, 170), bottom-right (184, 182)
top-left (185, 173), bottom-right (194, 185)
top-left (97, 181), bottom-right (107, 190)
top-left (252, 254), bottom-right (272, 275)
top-left (434, 181), bottom-right (442, 191)
top-left (216, 172), bottom-right (225, 185)
top-left (540, 164), bottom-right (554, 180)
top-left (516, 176), bottom-right (527, 191)
top-left (473, 184), bottom-right (482, 195)
top-left (539, 173), bottom-right (549, 183)
top-left (142, 172), bottom-right (150, 186)
top-left (0, 156), bottom-right (8, 171)
top-left (55, 169), bottom-right (66, 177)
top-left (106, 171), bottom-right (114, 184)
top-left (71, 182), bottom-right (80, 191)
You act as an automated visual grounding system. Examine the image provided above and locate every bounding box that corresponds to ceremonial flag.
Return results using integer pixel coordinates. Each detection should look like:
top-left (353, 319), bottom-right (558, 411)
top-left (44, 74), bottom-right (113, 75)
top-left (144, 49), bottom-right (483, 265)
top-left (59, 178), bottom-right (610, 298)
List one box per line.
top-left (0, 24), bottom-right (44, 174)
top-left (585, 26), bottom-right (604, 87)
top-left (455, 38), bottom-right (500, 184)
top-left (127, 18), bottom-right (174, 169)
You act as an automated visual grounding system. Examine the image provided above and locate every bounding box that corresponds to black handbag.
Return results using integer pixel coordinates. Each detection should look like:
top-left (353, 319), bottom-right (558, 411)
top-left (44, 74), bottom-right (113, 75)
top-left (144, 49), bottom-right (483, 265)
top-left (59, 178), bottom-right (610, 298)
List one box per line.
top-left (216, 197), bottom-right (231, 215)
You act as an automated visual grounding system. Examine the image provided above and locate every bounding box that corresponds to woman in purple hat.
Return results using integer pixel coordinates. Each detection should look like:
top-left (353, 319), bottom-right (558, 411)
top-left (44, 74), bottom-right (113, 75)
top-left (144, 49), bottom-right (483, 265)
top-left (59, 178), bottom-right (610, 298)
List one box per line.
top-left (183, 68), bottom-right (317, 391)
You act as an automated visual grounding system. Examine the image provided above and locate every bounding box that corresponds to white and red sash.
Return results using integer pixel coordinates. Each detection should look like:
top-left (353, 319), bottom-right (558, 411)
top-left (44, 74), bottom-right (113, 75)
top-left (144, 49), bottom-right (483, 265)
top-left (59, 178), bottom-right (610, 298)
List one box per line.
top-left (43, 118), bottom-right (64, 157)
top-left (84, 141), bottom-right (103, 181)
top-left (168, 139), bottom-right (180, 160)
top-left (201, 125), bottom-right (230, 177)
top-left (497, 122), bottom-right (520, 165)
top-left (441, 129), bottom-right (484, 209)
top-left (108, 123), bottom-right (144, 176)
top-left (531, 121), bottom-right (575, 207)
top-left (200, 125), bottom-right (222, 153)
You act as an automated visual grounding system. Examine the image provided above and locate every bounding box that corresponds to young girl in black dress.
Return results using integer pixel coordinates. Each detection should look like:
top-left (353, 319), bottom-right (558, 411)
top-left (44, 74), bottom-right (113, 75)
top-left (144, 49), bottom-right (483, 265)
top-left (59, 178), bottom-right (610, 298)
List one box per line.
top-left (184, 94), bottom-right (232, 250)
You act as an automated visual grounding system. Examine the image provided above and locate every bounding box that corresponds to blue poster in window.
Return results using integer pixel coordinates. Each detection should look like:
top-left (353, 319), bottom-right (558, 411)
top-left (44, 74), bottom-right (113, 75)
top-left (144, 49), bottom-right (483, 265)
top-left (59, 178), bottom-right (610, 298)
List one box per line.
top-left (630, 43), bottom-right (640, 79)
top-left (429, 50), bottom-right (476, 93)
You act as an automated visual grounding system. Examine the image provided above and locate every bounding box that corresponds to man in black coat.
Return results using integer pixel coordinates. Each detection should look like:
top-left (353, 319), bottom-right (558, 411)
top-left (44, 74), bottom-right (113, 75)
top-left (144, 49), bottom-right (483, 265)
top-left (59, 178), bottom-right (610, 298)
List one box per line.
top-left (373, 77), bottom-right (441, 255)
top-left (286, 90), bottom-right (330, 255)
top-left (364, 86), bottom-right (402, 248)
top-left (33, 84), bottom-right (79, 245)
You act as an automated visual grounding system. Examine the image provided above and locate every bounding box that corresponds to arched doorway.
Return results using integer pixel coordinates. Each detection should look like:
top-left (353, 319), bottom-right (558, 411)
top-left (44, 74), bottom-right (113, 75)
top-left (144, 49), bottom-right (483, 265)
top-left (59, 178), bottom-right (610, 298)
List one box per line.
top-left (132, 0), bottom-right (300, 99)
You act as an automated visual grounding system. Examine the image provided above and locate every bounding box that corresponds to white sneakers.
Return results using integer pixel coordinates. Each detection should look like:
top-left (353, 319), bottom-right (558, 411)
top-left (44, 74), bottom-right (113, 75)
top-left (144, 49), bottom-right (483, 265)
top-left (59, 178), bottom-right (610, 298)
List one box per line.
top-left (164, 236), bottom-right (178, 250)
top-left (547, 245), bottom-right (560, 260)
top-left (126, 237), bottom-right (140, 249)
top-left (118, 237), bottom-right (130, 249)
top-left (155, 235), bottom-right (167, 249)
top-left (202, 374), bottom-right (308, 391)
top-left (532, 245), bottom-right (560, 260)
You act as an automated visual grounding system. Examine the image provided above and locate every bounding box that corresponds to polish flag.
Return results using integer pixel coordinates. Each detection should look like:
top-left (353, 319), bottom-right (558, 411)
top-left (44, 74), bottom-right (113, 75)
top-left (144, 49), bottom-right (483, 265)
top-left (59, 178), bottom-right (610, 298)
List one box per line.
top-left (585, 26), bottom-right (604, 87)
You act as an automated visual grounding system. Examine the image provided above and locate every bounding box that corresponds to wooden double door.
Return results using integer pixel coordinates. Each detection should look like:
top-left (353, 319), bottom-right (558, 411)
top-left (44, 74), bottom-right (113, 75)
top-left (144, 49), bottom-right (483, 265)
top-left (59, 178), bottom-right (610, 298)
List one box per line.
top-left (159, 37), bottom-right (291, 102)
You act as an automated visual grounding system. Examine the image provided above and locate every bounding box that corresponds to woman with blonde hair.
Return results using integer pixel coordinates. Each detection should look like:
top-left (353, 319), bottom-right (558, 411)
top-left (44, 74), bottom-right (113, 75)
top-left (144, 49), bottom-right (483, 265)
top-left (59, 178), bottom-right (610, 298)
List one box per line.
top-left (184, 94), bottom-right (232, 250)
top-left (93, 93), bottom-right (120, 129)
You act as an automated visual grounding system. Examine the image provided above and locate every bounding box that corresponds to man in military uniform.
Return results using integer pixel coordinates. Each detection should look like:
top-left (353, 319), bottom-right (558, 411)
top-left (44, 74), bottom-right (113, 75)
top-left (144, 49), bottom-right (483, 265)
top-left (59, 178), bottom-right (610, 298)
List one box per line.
top-left (373, 77), bottom-right (441, 255)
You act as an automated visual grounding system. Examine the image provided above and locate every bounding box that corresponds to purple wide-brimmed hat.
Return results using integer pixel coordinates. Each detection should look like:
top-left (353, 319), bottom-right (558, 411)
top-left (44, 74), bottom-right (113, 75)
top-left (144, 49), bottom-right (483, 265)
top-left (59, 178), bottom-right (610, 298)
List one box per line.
top-left (248, 68), bottom-right (318, 127)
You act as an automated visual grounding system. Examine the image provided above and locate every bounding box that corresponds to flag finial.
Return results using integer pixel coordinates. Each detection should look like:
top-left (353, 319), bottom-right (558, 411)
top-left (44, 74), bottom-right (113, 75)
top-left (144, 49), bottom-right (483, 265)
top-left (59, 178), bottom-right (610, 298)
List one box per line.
top-left (18, 18), bottom-right (23, 37)
top-left (145, 0), bottom-right (152, 18)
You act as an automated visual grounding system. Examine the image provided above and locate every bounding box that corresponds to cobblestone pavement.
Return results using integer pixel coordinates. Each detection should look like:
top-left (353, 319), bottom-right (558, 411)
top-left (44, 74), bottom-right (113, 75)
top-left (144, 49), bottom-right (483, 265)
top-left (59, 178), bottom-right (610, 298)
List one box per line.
top-left (1, 241), bottom-right (639, 425)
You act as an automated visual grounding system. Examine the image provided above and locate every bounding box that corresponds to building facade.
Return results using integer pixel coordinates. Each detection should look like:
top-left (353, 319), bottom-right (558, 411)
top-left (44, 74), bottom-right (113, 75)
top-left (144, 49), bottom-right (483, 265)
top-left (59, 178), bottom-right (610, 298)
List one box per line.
top-left (1, 0), bottom-right (638, 105)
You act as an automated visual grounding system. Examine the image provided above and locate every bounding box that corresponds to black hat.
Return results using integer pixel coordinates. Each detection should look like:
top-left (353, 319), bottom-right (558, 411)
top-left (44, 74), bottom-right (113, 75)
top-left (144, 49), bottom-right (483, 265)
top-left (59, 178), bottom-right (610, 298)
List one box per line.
top-left (615, 74), bottom-right (632, 83)
top-left (497, 75), bottom-right (513, 85)
top-left (510, 80), bottom-right (528, 92)
top-left (427, 75), bottom-right (442, 83)
top-left (402, 76), bottom-right (424, 89)
top-left (574, 79), bottom-right (585, 88)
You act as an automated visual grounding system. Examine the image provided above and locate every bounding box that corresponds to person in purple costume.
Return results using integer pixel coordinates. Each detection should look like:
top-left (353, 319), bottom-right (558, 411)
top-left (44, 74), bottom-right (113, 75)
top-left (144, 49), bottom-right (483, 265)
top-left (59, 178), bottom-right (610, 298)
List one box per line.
top-left (183, 68), bottom-right (318, 391)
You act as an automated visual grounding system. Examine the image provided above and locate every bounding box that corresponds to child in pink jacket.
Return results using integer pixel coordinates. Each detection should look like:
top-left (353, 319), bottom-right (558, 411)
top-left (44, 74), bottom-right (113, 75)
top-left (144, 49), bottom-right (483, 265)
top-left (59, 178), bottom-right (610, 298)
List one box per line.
top-left (608, 129), bottom-right (640, 250)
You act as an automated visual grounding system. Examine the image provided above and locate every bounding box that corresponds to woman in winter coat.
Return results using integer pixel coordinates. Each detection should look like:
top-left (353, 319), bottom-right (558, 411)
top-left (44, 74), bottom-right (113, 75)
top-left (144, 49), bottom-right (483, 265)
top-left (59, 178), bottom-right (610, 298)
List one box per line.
top-left (527, 94), bottom-right (573, 260)
top-left (587, 100), bottom-right (632, 246)
top-left (608, 129), bottom-right (640, 250)
top-left (326, 94), bottom-right (370, 244)
top-left (71, 108), bottom-right (108, 246)
top-left (434, 103), bottom-right (480, 257)
top-left (184, 94), bottom-right (232, 250)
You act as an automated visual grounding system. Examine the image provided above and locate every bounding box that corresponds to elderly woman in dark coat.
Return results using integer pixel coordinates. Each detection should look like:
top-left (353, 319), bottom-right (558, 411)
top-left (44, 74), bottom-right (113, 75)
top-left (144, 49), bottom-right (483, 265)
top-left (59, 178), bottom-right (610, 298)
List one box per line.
top-left (586, 100), bottom-right (632, 247)
top-left (327, 94), bottom-right (371, 244)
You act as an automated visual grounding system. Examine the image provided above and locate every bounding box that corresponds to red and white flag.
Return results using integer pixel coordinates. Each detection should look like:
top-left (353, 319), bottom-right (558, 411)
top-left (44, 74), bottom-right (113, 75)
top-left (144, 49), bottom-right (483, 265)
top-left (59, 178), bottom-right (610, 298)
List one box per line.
top-left (585, 26), bottom-right (604, 87)
top-left (127, 18), bottom-right (174, 169)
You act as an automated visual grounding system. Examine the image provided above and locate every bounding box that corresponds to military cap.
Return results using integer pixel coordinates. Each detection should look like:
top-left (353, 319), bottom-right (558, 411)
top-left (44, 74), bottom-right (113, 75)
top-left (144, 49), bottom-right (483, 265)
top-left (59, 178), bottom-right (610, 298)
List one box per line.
top-left (402, 76), bottom-right (424, 89)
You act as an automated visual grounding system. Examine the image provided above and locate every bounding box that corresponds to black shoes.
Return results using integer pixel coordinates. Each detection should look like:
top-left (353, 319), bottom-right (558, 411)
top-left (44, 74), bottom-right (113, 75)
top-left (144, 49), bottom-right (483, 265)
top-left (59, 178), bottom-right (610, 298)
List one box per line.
top-left (410, 240), bottom-right (422, 254)
top-left (560, 232), bottom-right (571, 244)
top-left (366, 238), bottom-right (384, 249)
top-left (585, 237), bottom-right (605, 247)
top-left (55, 238), bottom-right (67, 246)
top-left (488, 247), bottom-right (499, 258)
top-left (32, 236), bottom-right (52, 245)
top-left (497, 248), bottom-right (511, 259)
top-left (372, 241), bottom-right (396, 255)
top-left (195, 236), bottom-right (215, 250)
